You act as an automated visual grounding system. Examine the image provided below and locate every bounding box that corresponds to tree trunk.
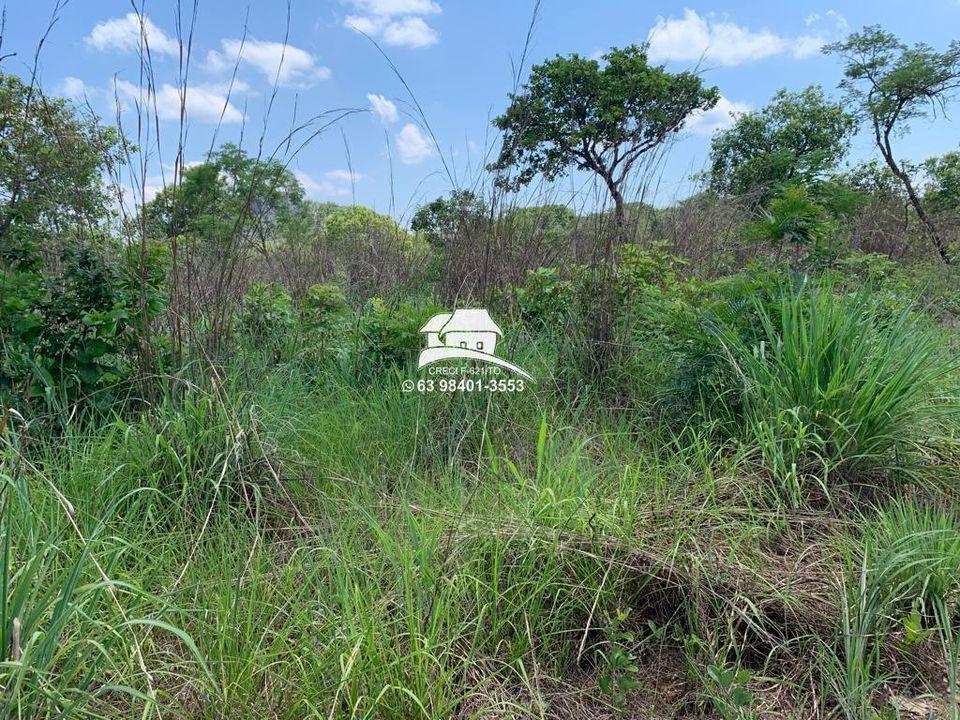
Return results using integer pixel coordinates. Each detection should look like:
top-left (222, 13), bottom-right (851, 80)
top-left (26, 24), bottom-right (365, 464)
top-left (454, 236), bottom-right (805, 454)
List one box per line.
top-left (587, 172), bottom-right (627, 380)
top-left (878, 127), bottom-right (952, 265)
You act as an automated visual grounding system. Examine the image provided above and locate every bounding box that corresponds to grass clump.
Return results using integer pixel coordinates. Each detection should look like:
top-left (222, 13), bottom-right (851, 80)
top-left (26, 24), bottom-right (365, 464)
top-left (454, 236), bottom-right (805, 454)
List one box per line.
top-left (719, 284), bottom-right (958, 500)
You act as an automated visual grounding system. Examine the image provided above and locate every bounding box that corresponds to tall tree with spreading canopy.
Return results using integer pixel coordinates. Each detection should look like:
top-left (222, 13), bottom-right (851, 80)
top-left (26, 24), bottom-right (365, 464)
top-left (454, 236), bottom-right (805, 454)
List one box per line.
top-left (708, 86), bottom-right (855, 201)
top-left (489, 45), bottom-right (719, 231)
top-left (827, 27), bottom-right (960, 264)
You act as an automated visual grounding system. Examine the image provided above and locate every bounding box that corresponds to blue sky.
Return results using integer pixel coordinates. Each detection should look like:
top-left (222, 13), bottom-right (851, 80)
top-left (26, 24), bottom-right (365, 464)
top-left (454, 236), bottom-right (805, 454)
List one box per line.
top-left (3, 0), bottom-right (960, 221)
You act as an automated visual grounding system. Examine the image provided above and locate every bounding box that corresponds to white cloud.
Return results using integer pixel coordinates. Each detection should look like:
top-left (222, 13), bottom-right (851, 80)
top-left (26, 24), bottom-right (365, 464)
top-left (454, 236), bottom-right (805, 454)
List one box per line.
top-left (646, 9), bottom-right (845, 66)
top-left (58, 77), bottom-right (90, 100)
top-left (395, 123), bottom-right (432, 164)
top-left (206, 38), bottom-right (331, 88)
top-left (793, 10), bottom-right (848, 59)
top-left (685, 96), bottom-right (750, 136)
top-left (114, 79), bottom-right (246, 124)
top-left (647, 9), bottom-right (785, 66)
top-left (383, 17), bottom-right (438, 48)
top-left (368, 93), bottom-right (399, 123)
top-left (344, 0), bottom-right (440, 48)
top-left (85, 13), bottom-right (178, 56)
top-left (295, 169), bottom-right (364, 199)
top-left (792, 35), bottom-right (824, 59)
top-left (350, 0), bottom-right (440, 15)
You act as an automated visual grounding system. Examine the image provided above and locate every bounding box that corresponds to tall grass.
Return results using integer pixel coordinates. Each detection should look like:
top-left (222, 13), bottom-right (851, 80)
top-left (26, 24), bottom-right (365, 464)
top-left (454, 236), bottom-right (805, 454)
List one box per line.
top-left (719, 285), bottom-right (958, 500)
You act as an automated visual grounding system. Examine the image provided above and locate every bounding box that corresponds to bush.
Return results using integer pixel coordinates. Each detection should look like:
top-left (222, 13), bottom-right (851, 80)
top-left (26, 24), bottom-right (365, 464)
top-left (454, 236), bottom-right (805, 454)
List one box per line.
top-left (298, 283), bottom-right (347, 334)
top-left (1, 245), bottom-right (165, 409)
top-left (718, 285), bottom-right (957, 497)
top-left (615, 240), bottom-right (683, 301)
top-left (356, 298), bottom-right (435, 371)
top-left (515, 267), bottom-right (576, 328)
top-left (745, 184), bottom-right (840, 267)
top-left (238, 283), bottom-right (295, 346)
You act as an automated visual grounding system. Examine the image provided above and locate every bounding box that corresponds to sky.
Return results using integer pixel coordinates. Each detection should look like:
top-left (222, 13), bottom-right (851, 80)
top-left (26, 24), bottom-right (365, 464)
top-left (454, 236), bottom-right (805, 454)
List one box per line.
top-left (3, 0), bottom-right (959, 222)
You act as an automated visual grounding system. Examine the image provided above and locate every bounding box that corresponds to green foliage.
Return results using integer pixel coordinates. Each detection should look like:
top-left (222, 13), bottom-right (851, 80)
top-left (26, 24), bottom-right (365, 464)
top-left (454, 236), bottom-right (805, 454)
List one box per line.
top-left (0, 471), bottom-right (139, 716)
top-left (0, 73), bottom-right (123, 264)
top-left (0, 73), bottom-right (148, 408)
top-left (616, 240), bottom-right (683, 300)
top-left (298, 283), bottom-right (348, 335)
top-left (1, 244), bottom-right (166, 407)
top-left (145, 143), bottom-right (306, 250)
top-left (238, 283), bottom-right (295, 345)
top-left (491, 45), bottom-right (718, 217)
top-left (111, 384), bottom-right (271, 518)
top-left (411, 190), bottom-right (486, 250)
top-left (745, 184), bottom-right (837, 259)
top-left (718, 285), bottom-right (957, 496)
top-left (867, 500), bottom-right (960, 612)
top-left (829, 27), bottom-right (960, 133)
top-left (514, 267), bottom-right (576, 328)
top-left (323, 205), bottom-right (410, 255)
top-left (709, 86), bottom-right (855, 200)
top-left (321, 206), bottom-right (425, 294)
top-left (505, 204), bottom-right (576, 250)
top-left (828, 26), bottom-right (960, 262)
top-left (924, 150), bottom-right (960, 213)
top-left (704, 664), bottom-right (754, 719)
top-left (596, 609), bottom-right (640, 710)
top-left (357, 298), bottom-right (434, 370)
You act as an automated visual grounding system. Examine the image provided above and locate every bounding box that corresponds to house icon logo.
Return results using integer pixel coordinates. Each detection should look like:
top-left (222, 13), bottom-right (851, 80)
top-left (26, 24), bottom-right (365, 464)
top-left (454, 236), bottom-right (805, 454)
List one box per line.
top-left (417, 308), bottom-right (532, 380)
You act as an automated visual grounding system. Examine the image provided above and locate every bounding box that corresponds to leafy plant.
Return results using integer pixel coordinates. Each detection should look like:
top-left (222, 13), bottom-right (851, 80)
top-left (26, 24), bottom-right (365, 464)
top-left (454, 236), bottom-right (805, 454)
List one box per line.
top-left (597, 609), bottom-right (640, 710)
top-left (299, 283), bottom-right (348, 335)
top-left (719, 285), bottom-right (958, 494)
top-left (356, 298), bottom-right (434, 371)
top-left (745, 184), bottom-right (837, 262)
top-left (238, 282), bottom-right (295, 349)
top-left (515, 267), bottom-right (576, 328)
top-left (705, 664), bottom-right (754, 719)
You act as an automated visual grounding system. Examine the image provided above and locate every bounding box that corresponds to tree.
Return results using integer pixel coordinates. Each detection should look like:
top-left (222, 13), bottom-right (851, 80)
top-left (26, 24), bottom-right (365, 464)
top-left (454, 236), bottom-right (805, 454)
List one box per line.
top-left (145, 143), bottom-right (305, 253)
top-left (411, 190), bottom-right (486, 250)
top-left (0, 72), bottom-right (158, 405)
top-left (489, 45), bottom-right (718, 230)
top-left (0, 72), bottom-right (122, 265)
top-left (708, 86), bottom-right (855, 200)
top-left (924, 151), bottom-right (960, 213)
top-left (827, 27), bottom-right (960, 264)
top-left (506, 204), bottom-right (576, 251)
top-left (322, 205), bottom-right (422, 296)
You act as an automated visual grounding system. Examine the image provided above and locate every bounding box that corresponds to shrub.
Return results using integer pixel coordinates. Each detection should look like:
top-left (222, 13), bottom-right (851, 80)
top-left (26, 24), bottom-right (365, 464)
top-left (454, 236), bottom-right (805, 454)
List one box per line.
top-left (515, 267), bottom-right (576, 328)
top-left (718, 285), bottom-right (957, 496)
top-left (238, 283), bottom-right (295, 345)
top-left (615, 240), bottom-right (683, 301)
top-left (745, 184), bottom-right (840, 267)
top-left (1, 245), bottom-right (164, 409)
top-left (298, 283), bottom-right (347, 334)
top-left (356, 298), bottom-right (434, 371)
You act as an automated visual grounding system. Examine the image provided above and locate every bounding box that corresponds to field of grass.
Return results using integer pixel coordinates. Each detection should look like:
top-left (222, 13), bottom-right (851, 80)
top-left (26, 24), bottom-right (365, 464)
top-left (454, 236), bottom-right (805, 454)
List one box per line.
top-left (3, 277), bottom-right (960, 720)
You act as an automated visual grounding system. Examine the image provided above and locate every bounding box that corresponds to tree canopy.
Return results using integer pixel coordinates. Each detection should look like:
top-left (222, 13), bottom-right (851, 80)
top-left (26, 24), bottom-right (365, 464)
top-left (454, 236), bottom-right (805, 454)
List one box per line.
top-left (827, 26), bottom-right (960, 263)
top-left (411, 190), bottom-right (486, 250)
top-left (145, 144), bottom-right (305, 253)
top-left (0, 72), bottom-right (122, 268)
top-left (708, 86), bottom-right (855, 200)
top-left (489, 45), bottom-right (718, 225)
top-left (924, 151), bottom-right (960, 213)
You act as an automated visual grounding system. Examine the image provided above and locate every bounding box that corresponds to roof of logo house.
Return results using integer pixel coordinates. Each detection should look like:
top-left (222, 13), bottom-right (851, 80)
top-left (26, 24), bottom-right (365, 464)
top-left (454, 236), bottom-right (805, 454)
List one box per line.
top-left (417, 308), bottom-right (531, 379)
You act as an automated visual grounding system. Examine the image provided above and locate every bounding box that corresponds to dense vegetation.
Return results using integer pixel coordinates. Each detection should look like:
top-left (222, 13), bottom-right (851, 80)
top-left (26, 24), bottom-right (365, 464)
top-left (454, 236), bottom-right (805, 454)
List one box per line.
top-left (2, 21), bottom-right (960, 720)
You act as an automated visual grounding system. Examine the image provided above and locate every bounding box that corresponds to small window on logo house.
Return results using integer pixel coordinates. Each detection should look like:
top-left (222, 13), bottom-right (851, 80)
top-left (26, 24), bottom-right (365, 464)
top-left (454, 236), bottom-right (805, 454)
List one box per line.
top-left (476, 341), bottom-right (484, 350)
top-left (460, 341), bottom-right (467, 348)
